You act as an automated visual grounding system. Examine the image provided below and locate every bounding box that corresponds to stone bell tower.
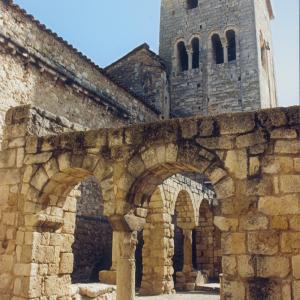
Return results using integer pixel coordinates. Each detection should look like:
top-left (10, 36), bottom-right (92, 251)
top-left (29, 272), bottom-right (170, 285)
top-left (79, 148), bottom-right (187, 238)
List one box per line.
top-left (159, 0), bottom-right (278, 117)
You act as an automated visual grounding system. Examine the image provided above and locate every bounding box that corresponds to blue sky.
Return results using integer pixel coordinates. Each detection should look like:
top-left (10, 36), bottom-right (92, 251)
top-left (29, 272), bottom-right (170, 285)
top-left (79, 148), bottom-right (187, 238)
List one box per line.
top-left (14, 0), bottom-right (299, 107)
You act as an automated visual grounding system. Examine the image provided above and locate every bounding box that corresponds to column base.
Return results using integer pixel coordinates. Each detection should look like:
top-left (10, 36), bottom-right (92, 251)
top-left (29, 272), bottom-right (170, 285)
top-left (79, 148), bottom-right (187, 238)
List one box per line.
top-left (99, 270), bottom-right (117, 285)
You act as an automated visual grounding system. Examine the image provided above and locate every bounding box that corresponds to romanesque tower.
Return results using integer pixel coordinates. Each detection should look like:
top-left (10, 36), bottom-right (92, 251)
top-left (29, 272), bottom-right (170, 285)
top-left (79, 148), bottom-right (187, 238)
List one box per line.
top-left (159, 0), bottom-right (278, 117)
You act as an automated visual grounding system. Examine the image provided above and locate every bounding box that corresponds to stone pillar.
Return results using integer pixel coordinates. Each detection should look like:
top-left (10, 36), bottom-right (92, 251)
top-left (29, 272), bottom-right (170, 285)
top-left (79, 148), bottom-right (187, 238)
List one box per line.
top-left (183, 229), bottom-right (193, 273)
top-left (223, 40), bottom-right (228, 63)
top-left (116, 231), bottom-right (138, 300)
top-left (187, 47), bottom-right (193, 71)
top-left (99, 231), bottom-right (121, 284)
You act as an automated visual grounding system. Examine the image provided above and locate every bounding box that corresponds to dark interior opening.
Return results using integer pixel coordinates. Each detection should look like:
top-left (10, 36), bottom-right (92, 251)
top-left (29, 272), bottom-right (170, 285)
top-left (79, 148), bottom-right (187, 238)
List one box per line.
top-left (192, 37), bottom-right (200, 69)
top-left (177, 41), bottom-right (189, 72)
top-left (187, 0), bottom-right (198, 10)
top-left (212, 34), bottom-right (224, 64)
top-left (226, 30), bottom-right (237, 62)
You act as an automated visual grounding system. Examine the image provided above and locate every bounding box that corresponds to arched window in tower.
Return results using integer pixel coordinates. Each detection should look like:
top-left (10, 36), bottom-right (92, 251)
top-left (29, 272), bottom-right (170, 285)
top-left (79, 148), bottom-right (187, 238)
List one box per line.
top-left (187, 0), bottom-right (198, 10)
top-left (177, 41), bottom-right (189, 72)
top-left (191, 37), bottom-right (200, 69)
top-left (211, 34), bottom-right (224, 64)
top-left (226, 30), bottom-right (236, 62)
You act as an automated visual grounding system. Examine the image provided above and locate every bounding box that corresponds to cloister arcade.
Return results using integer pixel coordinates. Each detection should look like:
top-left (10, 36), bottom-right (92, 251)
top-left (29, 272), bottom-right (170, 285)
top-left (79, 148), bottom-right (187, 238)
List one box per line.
top-left (0, 105), bottom-right (299, 300)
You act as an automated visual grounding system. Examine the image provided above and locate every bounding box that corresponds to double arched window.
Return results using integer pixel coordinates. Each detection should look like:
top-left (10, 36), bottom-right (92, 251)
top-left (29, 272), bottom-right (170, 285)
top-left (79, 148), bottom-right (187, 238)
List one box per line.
top-left (176, 38), bottom-right (200, 73)
top-left (211, 30), bottom-right (237, 64)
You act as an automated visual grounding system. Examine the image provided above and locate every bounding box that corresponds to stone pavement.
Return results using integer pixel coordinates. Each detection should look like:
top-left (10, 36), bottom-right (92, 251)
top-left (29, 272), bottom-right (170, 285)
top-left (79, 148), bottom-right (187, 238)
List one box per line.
top-left (137, 292), bottom-right (220, 300)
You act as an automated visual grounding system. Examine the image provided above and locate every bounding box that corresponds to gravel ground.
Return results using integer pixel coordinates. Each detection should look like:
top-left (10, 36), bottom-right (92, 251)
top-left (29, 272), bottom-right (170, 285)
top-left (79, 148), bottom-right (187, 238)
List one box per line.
top-left (137, 292), bottom-right (220, 300)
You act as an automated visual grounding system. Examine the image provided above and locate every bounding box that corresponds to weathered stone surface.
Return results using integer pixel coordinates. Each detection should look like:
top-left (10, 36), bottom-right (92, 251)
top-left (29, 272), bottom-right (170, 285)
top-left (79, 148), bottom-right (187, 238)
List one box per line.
top-left (275, 140), bottom-right (300, 154)
top-left (222, 233), bottom-right (246, 255)
top-left (256, 256), bottom-right (290, 278)
top-left (240, 213), bottom-right (269, 230)
top-left (281, 232), bottom-right (300, 253)
top-left (271, 216), bottom-right (288, 230)
top-left (236, 129), bottom-right (266, 148)
top-left (279, 175), bottom-right (300, 193)
top-left (262, 156), bottom-right (294, 174)
top-left (248, 231), bottom-right (279, 255)
top-left (258, 194), bottom-right (300, 215)
top-left (237, 255), bottom-right (255, 278)
top-left (218, 113), bottom-right (255, 135)
top-left (292, 255), bottom-right (300, 279)
top-left (214, 217), bottom-right (238, 231)
top-left (225, 150), bottom-right (247, 179)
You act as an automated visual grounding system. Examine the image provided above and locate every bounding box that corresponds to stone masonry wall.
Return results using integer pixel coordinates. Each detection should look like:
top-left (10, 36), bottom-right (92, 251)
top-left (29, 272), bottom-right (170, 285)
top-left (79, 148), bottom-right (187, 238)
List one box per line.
top-left (105, 45), bottom-right (170, 119)
top-left (0, 105), bottom-right (299, 300)
top-left (159, 0), bottom-right (275, 117)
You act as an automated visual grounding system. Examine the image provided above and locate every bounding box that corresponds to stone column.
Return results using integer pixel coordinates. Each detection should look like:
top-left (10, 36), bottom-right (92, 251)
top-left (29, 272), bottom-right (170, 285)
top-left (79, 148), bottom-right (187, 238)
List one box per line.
top-left (187, 47), bottom-right (193, 71)
top-left (116, 231), bottom-right (138, 300)
top-left (223, 40), bottom-right (228, 63)
top-left (183, 229), bottom-right (193, 273)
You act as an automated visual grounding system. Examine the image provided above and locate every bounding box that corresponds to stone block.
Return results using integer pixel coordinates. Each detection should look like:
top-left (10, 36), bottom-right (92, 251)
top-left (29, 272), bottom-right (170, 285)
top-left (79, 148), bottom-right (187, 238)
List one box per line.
top-left (248, 231), bottom-right (279, 255)
top-left (258, 194), bottom-right (299, 215)
top-left (293, 281), bottom-right (300, 300)
top-left (281, 232), bottom-right (300, 253)
top-left (99, 270), bottom-right (117, 285)
top-left (271, 216), bottom-right (288, 230)
top-left (239, 213), bottom-right (269, 230)
top-left (24, 152), bottom-right (52, 165)
top-left (279, 175), bottom-right (300, 193)
top-left (237, 255), bottom-right (255, 278)
top-left (30, 167), bottom-right (49, 191)
top-left (59, 252), bottom-right (74, 274)
top-left (0, 169), bottom-right (21, 185)
top-left (249, 156), bottom-right (260, 177)
top-left (295, 158), bottom-right (300, 172)
top-left (0, 149), bottom-right (16, 168)
top-left (218, 113), bottom-right (255, 135)
top-left (222, 233), bottom-right (246, 254)
top-left (262, 156), bottom-right (294, 174)
top-left (222, 256), bottom-right (237, 276)
top-left (236, 129), bottom-right (266, 148)
top-left (214, 177), bottom-right (235, 199)
top-left (256, 256), bottom-right (290, 278)
top-left (223, 280), bottom-right (245, 299)
top-left (290, 216), bottom-right (300, 231)
top-left (225, 150), bottom-right (247, 179)
top-left (275, 140), bottom-right (300, 154)
top-left (271, 128), bottom-right (298, 139)
top-left (196, 136), bottom-right (234, 150)
top-left (214, 217), bottom-right (238, 231)
top-left (292, 255), bottom-right (300, 279)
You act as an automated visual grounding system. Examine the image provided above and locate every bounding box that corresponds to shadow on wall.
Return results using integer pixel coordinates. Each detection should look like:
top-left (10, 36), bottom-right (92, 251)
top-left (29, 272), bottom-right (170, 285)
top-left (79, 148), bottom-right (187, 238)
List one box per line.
top-left (71, 177), bottom-right (113, 284)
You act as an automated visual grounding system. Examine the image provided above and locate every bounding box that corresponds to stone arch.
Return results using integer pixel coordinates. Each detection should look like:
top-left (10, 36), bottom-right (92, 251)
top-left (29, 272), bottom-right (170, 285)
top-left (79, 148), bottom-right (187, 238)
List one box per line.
top-left (175, 190), bottom-right (198, 229)
top-left (194, 198), bottom-right (222, 280)
top-left (21, 152), bottom-right (114, 298)
top-left (126, 141), bottom-right (232, 212)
